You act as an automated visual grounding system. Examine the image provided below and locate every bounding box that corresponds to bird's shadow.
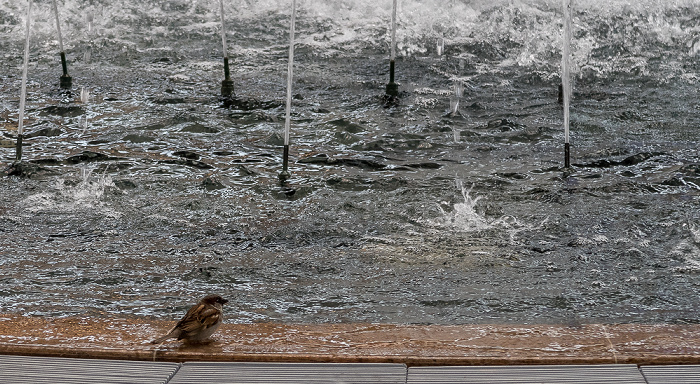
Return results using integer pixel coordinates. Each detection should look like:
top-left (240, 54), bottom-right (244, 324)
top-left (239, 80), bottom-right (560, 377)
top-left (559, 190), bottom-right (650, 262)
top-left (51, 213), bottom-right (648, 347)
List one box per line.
top-left (154, 340), bottom-right (223, 352)
top-left (150, 339), bottom-right (225, 362)
top-left (181, 339), bottom-right (216, 346)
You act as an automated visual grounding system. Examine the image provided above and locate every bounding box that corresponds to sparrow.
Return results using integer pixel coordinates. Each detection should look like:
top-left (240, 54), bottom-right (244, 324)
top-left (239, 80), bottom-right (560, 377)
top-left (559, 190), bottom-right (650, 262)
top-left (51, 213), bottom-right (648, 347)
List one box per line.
top-left (151, 294), bottom-right (228, 344)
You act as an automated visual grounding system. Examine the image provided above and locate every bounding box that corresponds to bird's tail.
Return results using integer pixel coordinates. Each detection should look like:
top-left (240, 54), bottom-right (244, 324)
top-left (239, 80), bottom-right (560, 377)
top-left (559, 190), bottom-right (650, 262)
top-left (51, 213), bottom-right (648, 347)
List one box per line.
top-left (151, 334), bottom-right (170, 344)
top-left (151, 328), bottom-right (181, 344)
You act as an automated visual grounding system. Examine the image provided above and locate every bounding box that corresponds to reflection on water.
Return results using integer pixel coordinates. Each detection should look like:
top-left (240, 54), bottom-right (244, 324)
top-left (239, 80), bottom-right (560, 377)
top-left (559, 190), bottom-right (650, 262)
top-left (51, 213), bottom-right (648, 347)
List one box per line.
top-left (0, 0), bottom-right (699, 325)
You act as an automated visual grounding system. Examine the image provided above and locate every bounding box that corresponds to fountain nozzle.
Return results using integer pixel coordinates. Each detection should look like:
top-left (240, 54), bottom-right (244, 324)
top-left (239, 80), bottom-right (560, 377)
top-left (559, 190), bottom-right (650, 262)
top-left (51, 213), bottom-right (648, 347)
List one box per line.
top-left (59, 51), bottom-right (72, 89)
top-left (15, 134), bottom-right (23, 162)
top-left (279, 144), bottom-right (291, 182)
top-left (386, 60), bottom-right (399, 97)
top-left (221, 56), bottom-right (234, 97)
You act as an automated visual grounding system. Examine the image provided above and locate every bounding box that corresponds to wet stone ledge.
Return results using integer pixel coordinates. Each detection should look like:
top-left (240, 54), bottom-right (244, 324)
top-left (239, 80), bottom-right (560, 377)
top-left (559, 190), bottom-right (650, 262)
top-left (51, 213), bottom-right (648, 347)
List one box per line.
top-left (0, 315), bottom-right (699, 365)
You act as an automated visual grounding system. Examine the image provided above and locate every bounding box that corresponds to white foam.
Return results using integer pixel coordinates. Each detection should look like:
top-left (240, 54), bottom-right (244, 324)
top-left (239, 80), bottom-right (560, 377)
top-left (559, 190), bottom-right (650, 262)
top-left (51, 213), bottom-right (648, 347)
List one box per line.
top-left (22, 167), bottom-right (121, 218)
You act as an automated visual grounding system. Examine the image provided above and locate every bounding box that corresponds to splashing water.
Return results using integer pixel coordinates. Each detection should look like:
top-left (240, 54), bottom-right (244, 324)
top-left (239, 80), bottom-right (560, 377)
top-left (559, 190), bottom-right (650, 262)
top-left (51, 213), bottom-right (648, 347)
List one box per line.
top-left (449, 96), bottom-right (459, 116)
top-left (23, 166), bottom-right (117, 216)
top-left (428, 180), bottom-right (547, 244)
top-left (79, 87), bottom-right (89, 103)
top-left (431, 181), bottom-right (490, 232)
top-left (670, 220), bottom-right (700, 274)
top-left (79, 87), bottom-right (90, 134)
top-left (453, 82), bottom-right (464, 98)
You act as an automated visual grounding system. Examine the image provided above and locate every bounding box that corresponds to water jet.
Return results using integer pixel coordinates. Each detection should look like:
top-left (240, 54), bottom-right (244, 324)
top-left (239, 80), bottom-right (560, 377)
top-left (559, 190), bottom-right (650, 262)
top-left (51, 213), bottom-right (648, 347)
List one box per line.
top-left (385, 0), bottom-right (399, 98)
top-left (219, 0), bottom-right (234, 97)
top-left (449, 81), bottom-right (463, 117)
top-left (436, 37), bottom-right (444, 56)
top-left (52, 0), bottom-right (71, 89)
top-left (561, 0), bottom-right (572, 168)
top-left (16, 0), bottom-right (32, 162)
top-left (279, 0), bottom-right (297, 182)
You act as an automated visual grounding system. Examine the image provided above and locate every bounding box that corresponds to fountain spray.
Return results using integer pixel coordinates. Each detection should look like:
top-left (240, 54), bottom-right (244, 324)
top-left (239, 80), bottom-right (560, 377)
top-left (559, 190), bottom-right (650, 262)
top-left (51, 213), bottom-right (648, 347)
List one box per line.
top-left (279, 0), bottom-right (297, 182)
top-left (52, 0), bottom-right (71, 89)
top-left (561, 0), bottom-right (572, 168)
top-left (219, 0), bottom-right (234, 97)
top-left (16, 0), bottom-right (32, 162)
top-left (385, 0), bottom-right (399, 97)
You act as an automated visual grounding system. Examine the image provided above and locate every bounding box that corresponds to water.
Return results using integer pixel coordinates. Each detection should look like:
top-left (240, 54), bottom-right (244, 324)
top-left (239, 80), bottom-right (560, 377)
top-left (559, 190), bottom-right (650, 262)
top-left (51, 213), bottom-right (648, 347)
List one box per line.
top-left (218, 0), bottom-right (227, 59)
top-left (0, 0), bottom-right (699, 325)
top-left (51, 0), bottom-right (64, 53)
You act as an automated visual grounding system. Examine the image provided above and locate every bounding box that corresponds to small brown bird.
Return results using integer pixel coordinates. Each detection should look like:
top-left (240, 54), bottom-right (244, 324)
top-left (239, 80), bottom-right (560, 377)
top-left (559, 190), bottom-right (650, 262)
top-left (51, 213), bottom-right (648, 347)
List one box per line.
top-left (151, 294), bottom-right (228, 344)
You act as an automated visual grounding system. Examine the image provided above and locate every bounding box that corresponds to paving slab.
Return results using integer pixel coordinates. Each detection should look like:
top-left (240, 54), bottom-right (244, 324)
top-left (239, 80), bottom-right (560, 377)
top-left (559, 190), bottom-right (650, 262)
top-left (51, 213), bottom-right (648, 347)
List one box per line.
top-left (640, 365), bottom-right (700, 384)
top-left (1, 314), bottom-right (699, 365)
top-left (168, 362), bottom-right (407, 383)
top-left (3, 354), bottom-right (700, 384)
top-left (0, 354), bottom-right (179, 384)
top-left (407, 364), bottom-right (646, 384)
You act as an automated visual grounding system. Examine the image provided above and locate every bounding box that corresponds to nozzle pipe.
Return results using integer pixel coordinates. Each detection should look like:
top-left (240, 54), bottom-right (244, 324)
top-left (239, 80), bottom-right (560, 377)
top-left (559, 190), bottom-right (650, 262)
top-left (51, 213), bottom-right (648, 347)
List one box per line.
top-left (386, 60), bottom-right (398, 97)
top-left (386, 0), bottom-right (399, 97)
top-left (390, 60), bottom-right (395, 84)
top-left (224, 56), bottom-right (231, 80)
top-left (279, 144), bottom-right (291, 182)
top-left (15, 134), bottom-right (23, 162)
top-left (60, 51), bottom-right (68, 75)
top-left (221, 56), bottom-right (234, 97)
top-left (59, 51), bottom-right (72, 89)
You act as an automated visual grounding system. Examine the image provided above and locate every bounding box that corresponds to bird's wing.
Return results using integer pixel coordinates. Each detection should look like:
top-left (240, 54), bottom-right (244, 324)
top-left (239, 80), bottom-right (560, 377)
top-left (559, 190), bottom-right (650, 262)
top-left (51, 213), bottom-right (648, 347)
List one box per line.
top-left (198, 307), bottom-right (221, 327)
top-left (177, 304), bottom-right (220, 333)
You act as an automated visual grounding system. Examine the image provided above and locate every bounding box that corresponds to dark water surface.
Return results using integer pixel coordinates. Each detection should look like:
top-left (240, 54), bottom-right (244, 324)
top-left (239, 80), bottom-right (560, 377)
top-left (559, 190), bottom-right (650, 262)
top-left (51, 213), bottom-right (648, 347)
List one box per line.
top-left (1, 0), bottom-right (699, 324)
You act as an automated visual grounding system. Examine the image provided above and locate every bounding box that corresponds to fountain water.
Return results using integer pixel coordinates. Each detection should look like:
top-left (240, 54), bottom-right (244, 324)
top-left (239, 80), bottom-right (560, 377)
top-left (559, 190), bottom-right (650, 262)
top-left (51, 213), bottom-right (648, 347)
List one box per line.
top-left (385, 0), bottom-right (399, 97)
top-left (51, 0), bottom-right (71, 89)
top-left (219, 0), bottom-right (234, 97)
top-left (453, 81), bottom-right (463, 98)
top-left (15, 0), bottom-right (32, 162)
top-left (279, 0), bottom-right (297, 181)
top-left (449, 81), bottom-right (463, 117)
top-left (449, 81), bottom-right (462, 141)
top-left (79, 87), bottom-right (90, 135)
top-left (0, 0), bottom-right (698, 325)
top-left (83, 13), bottom-right (93, 62)
top-left (435, 181), bottom-right (489, 232)
top-left (561, 0), bottom-right (572, 168)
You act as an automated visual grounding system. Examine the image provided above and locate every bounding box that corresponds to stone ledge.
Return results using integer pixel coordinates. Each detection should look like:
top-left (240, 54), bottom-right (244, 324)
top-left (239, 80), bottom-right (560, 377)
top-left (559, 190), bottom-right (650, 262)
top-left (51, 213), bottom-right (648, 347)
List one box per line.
top-left (1, 315), bottom-right (698, 365)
